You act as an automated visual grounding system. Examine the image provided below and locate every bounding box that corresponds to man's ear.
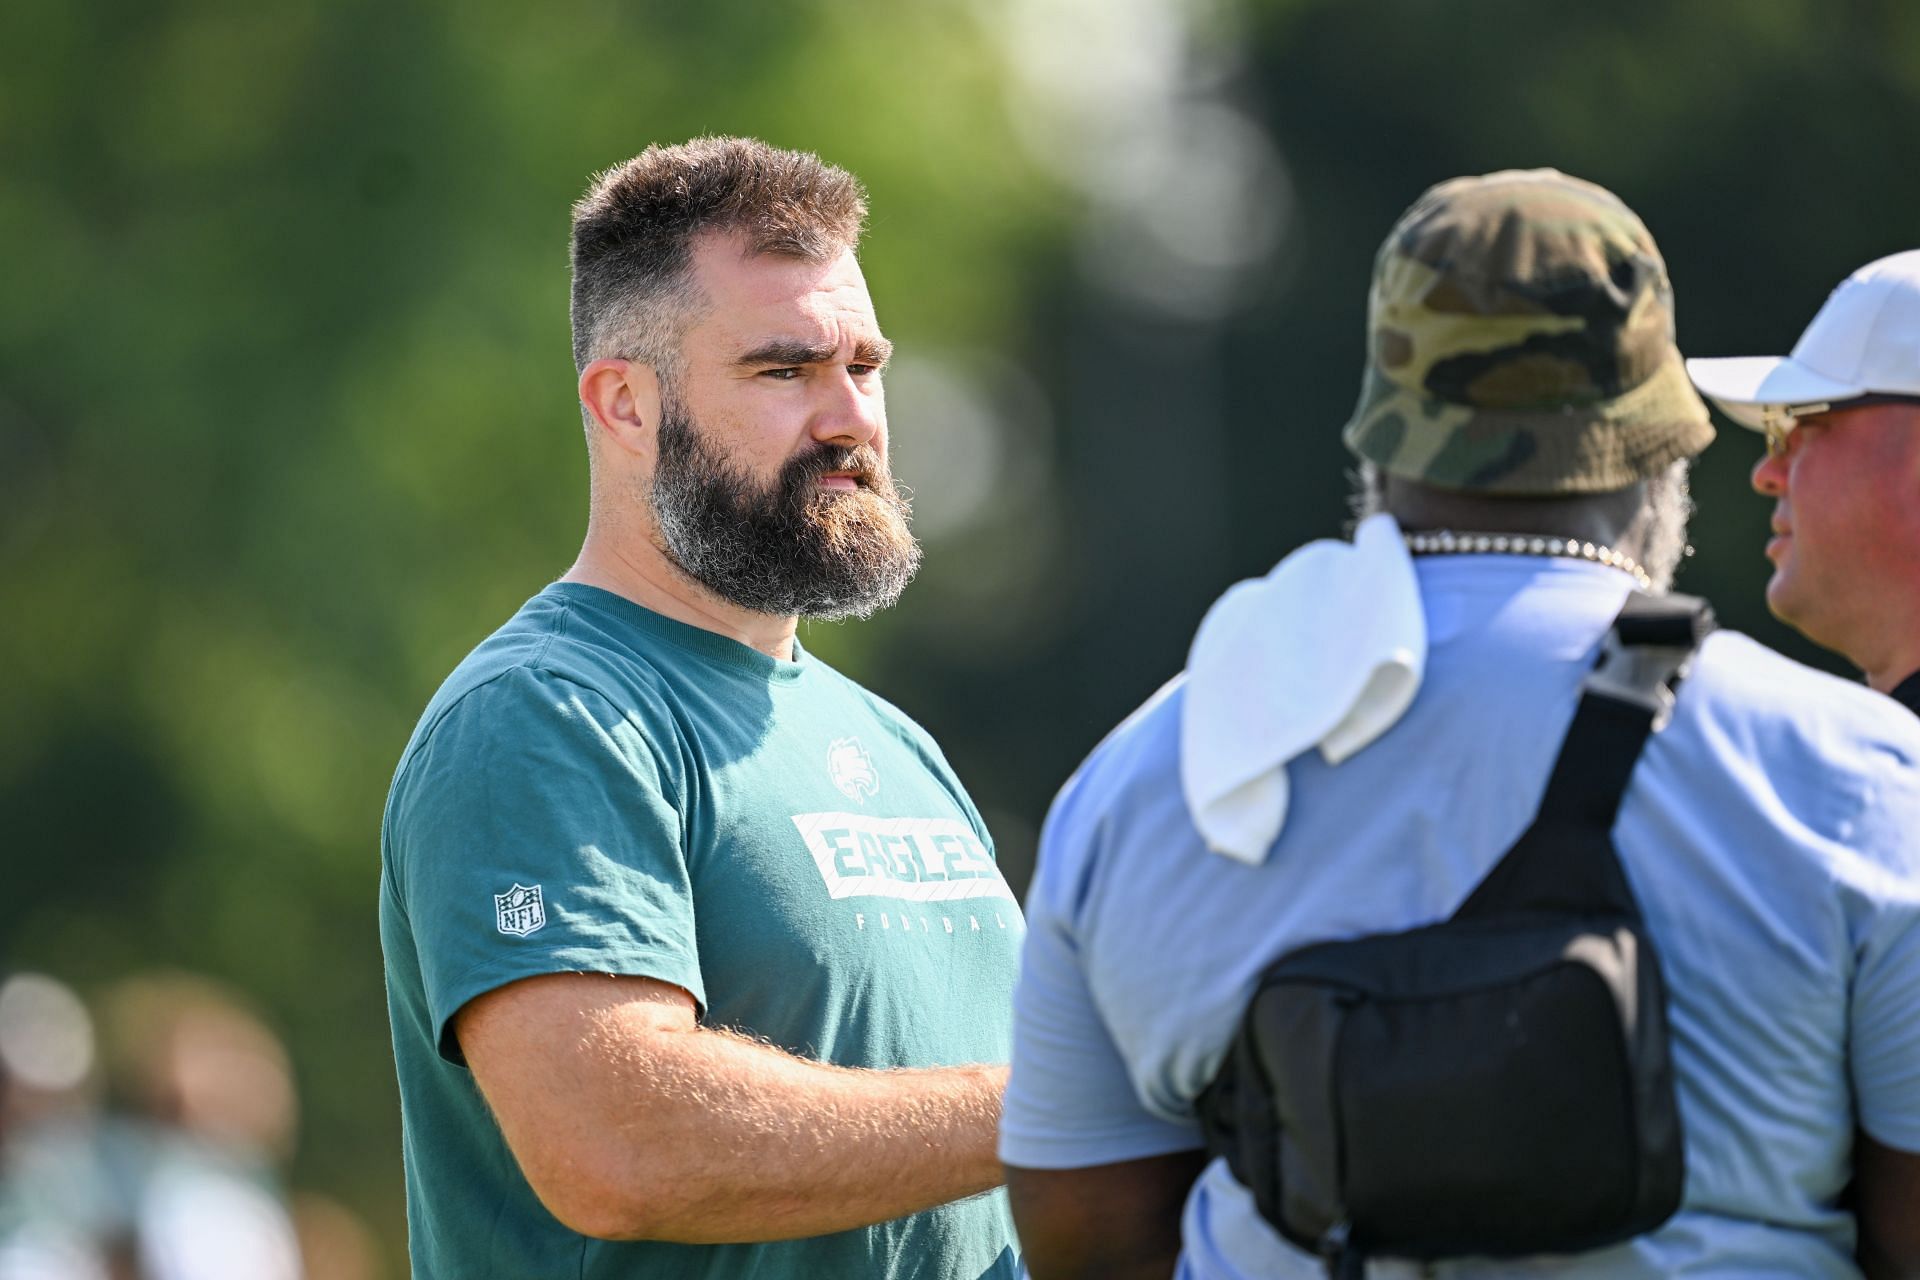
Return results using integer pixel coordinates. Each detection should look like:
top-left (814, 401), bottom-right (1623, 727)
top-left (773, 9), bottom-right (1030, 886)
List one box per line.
top-left (579, 358), bottom-right (664, 458)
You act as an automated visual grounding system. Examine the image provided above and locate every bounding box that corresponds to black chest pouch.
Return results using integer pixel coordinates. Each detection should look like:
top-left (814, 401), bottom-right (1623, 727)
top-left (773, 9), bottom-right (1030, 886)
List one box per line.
top-left (1195, 593), bottom-right (1712, 1278)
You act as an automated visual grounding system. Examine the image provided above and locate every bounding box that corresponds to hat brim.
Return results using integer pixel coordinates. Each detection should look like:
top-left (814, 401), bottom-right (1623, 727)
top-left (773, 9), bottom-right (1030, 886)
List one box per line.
top-left (1343, 348), bottom-right (1716, 495)
top-left (1684, 355), bottom-right (1865, 432)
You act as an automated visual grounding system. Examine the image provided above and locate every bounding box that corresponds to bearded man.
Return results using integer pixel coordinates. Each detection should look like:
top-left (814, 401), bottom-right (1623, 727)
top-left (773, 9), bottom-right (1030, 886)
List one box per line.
top-left (380, 137), bottom-right (1022, 1280)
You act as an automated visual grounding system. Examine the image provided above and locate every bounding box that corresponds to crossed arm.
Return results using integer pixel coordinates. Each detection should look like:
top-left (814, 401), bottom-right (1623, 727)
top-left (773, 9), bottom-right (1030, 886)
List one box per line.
top-left (455, 971), bottom-right (1008, 1242)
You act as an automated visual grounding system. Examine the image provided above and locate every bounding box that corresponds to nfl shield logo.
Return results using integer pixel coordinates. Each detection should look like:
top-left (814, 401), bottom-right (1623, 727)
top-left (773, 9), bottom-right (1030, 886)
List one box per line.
top-left (494, 883), bottom-right (546, 936)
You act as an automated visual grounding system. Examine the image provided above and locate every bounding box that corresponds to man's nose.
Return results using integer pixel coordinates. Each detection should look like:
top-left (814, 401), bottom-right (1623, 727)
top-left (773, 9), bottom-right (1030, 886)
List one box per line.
top-left (810, 373), bottom-right (882, 449)
top-left (1750, 447), bottom-right (1786, 497)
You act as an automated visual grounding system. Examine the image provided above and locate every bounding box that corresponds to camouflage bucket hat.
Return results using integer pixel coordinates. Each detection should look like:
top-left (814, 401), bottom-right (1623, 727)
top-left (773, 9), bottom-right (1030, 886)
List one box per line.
top-left (1342, 169), bottom-right (1714, 494)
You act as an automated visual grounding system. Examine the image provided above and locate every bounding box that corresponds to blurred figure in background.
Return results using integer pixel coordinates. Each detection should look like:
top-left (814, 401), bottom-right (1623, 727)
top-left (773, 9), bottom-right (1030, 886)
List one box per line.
top-left (284, 1194), bottom-right (378, 1280)
top-left (96, 974), bottom-right (303, 1280)
top-left (0, 971), bottom-right (377, 1280)
top-left (0, 971), bottom-right (121, 1280)
top-left (1687, 250), bottom-right (1920, 719)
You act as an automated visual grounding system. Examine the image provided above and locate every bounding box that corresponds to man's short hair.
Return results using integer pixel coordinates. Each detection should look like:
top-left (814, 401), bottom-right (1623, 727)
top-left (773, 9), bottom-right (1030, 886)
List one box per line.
top-left (569, 137), bottom-right (869, 376)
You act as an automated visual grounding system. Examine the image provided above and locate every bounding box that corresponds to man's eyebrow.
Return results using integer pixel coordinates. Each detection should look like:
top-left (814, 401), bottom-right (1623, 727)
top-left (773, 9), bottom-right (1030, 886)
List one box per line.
top-left (734, 336), bottom-right (894, 367)
top-left (736, 338), bottom-right (834, 367)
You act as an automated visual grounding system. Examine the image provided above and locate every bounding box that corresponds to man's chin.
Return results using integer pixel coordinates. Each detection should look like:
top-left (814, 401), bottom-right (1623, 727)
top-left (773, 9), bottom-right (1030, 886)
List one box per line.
top-left (1764, 569), bottom-right (1838, 653)
top-left (805, 534), bottom-right (922, 620)
top-left (1763, 569), bottom-right (1797, 624)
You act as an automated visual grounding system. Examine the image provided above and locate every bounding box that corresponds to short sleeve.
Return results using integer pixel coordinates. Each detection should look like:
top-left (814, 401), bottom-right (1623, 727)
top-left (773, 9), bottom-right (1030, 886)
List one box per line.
top-left (999, 770), bottom-right (1203, 1169)
top-left (386, 667), bottom-right (705, 1063)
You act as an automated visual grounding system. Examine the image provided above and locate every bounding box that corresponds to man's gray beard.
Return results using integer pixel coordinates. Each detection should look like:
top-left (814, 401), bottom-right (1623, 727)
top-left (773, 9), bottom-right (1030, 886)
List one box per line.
top-left (1632, 460), bottom-right (1694, 594)
top-left (648, 400), bottom-right (922, 621)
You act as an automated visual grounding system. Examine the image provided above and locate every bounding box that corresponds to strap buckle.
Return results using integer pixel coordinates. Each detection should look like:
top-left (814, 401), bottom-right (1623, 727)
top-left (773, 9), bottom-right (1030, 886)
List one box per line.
top-left (1585, 643), bottom-right (1689, 731)
top-left (1586, 594), bottom-right (1714, 731)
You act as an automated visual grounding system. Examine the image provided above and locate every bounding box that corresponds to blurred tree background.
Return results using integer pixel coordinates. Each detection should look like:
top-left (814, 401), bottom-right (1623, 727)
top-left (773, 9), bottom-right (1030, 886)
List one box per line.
top-left (4, 0), bottom-right (1916, 1268)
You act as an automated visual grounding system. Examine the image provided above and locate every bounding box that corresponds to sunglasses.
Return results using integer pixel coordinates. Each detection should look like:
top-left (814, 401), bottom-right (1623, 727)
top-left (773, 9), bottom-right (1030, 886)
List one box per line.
top-left (1759, 393), bottom-right (1920, 456)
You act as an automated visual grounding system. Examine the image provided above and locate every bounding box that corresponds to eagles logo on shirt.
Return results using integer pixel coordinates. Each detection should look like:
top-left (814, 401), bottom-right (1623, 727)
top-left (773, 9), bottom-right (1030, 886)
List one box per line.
top-left (828, 737), bottom-right (879, 803)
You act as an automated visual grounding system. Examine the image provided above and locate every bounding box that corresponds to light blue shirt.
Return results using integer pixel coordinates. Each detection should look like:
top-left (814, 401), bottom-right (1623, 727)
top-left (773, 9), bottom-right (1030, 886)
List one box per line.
top-left (1001, 557), bottom-right (1920, 1279)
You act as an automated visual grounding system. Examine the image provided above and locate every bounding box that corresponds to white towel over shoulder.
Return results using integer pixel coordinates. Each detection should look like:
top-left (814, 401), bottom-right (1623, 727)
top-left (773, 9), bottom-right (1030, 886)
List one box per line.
top-left (1180, 513), bottom-right (1427, 865)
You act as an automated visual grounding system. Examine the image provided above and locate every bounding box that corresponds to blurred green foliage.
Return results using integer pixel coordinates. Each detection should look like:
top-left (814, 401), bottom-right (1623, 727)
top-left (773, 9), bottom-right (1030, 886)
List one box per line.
top-left (4, 0), bottom-right (1916, 1268)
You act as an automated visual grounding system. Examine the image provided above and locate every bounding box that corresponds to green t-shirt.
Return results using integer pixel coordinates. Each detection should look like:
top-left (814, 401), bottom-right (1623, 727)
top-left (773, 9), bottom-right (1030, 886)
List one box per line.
top-left (380, 584), bottom-right (1024, 1279)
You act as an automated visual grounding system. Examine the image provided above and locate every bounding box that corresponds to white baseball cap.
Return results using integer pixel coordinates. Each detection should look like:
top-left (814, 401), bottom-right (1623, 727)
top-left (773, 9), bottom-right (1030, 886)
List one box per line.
top-left (1686, 248), bottom-right (1920, 432)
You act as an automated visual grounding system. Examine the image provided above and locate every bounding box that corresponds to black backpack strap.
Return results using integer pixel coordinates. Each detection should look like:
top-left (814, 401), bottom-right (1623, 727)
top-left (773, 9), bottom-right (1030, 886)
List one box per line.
top-left (1454, 593), bottom-right (1714, 921)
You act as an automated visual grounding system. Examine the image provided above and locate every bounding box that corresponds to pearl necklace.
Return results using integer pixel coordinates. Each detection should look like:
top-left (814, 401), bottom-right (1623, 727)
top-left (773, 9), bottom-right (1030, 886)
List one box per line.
top-left (1403, 530), bottom-right (1653, 591)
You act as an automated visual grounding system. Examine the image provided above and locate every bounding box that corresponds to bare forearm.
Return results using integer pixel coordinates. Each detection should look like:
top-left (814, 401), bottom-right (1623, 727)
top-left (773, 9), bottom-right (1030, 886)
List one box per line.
top-left (614, 1023), bottom-right (1006, 1241)
top-left (1007, 1151), bottom-right (1206, 1280)
top-left (486, 1000), bottom-right (1007, 1242)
